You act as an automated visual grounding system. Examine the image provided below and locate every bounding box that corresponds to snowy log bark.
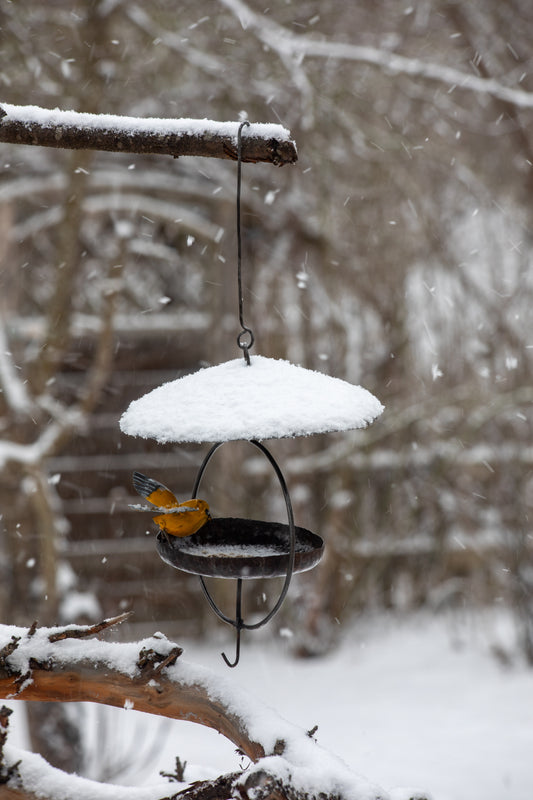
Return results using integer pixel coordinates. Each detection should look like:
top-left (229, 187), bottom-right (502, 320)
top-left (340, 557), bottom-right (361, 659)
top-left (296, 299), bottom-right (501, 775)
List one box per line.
top-left (0, 103), bottom-right (298, 166)
top-left (0, 617), bottom-right (395, 800)
top-left (0, 615), bottom-right (264, 764)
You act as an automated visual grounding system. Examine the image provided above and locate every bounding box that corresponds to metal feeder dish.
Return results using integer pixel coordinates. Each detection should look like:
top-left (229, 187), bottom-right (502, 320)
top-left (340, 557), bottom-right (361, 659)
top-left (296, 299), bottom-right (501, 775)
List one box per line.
top-left (156, 518), bottom-right (324, 580)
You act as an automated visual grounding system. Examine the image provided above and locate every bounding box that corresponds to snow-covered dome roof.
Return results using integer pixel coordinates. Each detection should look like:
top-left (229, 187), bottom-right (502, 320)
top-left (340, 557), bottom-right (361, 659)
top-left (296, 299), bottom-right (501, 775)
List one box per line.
top-left (119, 355), bottom-right (383, 443)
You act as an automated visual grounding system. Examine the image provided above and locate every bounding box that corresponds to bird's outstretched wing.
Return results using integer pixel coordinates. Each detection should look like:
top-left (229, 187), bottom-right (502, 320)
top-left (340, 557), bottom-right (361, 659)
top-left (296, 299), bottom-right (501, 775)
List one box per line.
top-left (133, 471), bottom-right (180, 510)
top-left (132, 471), bottom-right (210, 537)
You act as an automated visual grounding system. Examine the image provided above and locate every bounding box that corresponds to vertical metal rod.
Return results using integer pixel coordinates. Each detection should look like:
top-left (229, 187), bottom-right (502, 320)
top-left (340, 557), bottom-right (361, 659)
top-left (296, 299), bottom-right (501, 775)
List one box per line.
top-left (221, 578), bottom-right (243, 668)
top-left (236, 120), bottom-right (254, 364)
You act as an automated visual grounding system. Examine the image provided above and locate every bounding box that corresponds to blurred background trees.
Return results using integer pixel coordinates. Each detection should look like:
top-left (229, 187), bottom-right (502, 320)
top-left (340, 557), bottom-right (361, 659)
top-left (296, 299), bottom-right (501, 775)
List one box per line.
top-left (1, 0), bottom-right (533, 678)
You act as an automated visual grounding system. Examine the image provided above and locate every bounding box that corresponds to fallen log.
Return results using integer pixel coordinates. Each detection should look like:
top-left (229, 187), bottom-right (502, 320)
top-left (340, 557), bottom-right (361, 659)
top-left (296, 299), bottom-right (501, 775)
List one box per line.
top-left (0, 617), bottom-right (408, 800)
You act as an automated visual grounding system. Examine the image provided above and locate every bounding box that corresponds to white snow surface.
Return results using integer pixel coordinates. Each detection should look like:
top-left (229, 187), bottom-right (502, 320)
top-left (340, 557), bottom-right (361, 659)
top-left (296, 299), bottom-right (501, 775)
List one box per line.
top-left (119, 355), bottom-right (384, 443)
top-left (2, 746), bottom-right (169, 800)
top-left (0, 102), bottom-right (292, 142)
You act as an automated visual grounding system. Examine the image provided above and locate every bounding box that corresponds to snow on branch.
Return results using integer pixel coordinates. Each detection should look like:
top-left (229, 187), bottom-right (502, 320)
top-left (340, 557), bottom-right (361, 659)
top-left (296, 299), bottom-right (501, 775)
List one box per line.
top-left (0, 104), bottom-right (298, 166)
top-left (221, 0), bottom-right (533, 110)
top-left (0, 318), bottom-right (33, 416)
top-left (0, 618), bottom-right (396, 800)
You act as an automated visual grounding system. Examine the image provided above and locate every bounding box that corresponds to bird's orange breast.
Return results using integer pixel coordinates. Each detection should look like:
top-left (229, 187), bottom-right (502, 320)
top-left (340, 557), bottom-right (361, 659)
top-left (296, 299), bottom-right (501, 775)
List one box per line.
top-left (153, 499), bottom-right (210, 537)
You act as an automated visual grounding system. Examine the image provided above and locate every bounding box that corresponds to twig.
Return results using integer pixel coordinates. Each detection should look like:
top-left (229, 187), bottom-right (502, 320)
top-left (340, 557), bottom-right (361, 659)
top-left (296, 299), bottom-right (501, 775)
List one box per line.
top-left (137, 645), bottom-right (183, 678)
top-left (47, 612), bottom-right (132, 643)
top-left (160, 755), bottom-right (188, 784)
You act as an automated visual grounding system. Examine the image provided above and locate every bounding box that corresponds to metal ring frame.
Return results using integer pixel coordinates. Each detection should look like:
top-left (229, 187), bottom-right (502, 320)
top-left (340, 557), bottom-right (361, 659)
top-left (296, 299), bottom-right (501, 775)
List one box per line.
top-left (192, 440), bottom-right (296, 667)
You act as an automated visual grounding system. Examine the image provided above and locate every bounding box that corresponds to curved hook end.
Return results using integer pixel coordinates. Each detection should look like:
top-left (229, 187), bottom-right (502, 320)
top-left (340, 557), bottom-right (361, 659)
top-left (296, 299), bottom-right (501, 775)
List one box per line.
top-left (221, 625), bottom-right (242, 668)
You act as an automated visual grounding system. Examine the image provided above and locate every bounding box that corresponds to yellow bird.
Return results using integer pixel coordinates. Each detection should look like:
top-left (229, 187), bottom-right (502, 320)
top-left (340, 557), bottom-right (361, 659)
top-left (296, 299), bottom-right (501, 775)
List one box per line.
top-left (132, 471), bottom-right (210, 537)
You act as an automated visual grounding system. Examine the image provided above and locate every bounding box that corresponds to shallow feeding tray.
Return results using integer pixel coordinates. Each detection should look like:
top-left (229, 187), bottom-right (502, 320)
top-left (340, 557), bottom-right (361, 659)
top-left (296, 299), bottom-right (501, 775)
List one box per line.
top-left (156, 517), bottom-right (324, 579)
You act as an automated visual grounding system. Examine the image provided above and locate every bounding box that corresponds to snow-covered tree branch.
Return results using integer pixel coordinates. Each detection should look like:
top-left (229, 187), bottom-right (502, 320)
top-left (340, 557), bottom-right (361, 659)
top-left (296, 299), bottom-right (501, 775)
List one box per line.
top-left (0, 104), bottom-right (298, 166)
top-left (0, 618), bottom-right (398, 800)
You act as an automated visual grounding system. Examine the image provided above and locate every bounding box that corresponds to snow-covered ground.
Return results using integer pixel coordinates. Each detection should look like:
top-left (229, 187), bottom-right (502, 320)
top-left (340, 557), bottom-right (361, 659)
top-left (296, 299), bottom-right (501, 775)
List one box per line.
top-left (8, 609), bottom-right (533, 800)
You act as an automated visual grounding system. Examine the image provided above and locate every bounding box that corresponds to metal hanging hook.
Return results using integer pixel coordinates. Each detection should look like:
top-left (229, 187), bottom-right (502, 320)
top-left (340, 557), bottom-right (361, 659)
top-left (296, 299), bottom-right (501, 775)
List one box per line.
top-left (221, 579), bottom-right (244, 668)
top-left (222, 626), bottom-right (242, 668)
top-left (236, 119), bottom-right (254, 365)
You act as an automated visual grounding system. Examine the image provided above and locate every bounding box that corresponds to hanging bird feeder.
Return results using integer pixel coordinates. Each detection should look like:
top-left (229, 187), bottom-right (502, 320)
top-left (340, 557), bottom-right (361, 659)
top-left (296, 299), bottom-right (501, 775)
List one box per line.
top-left (120, 122), bottom-right (383, 666)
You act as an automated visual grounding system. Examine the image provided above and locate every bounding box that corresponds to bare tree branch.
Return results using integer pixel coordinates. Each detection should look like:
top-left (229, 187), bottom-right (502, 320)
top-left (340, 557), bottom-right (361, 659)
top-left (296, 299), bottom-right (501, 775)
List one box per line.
top-left (220, 0), bottom-right (533, 110)
top-left (0, 104), bottom-right (298, 166)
